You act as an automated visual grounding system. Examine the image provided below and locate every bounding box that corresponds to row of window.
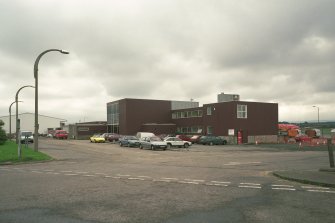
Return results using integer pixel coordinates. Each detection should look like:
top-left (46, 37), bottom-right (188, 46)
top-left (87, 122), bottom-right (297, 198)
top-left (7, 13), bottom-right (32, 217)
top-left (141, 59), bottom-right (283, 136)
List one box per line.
top-left (172, 110), bottom-right (203, 119)
top-left (172, 105), bottom-right (248, 119)
top-left (176, 126), bottom-right (213, 134)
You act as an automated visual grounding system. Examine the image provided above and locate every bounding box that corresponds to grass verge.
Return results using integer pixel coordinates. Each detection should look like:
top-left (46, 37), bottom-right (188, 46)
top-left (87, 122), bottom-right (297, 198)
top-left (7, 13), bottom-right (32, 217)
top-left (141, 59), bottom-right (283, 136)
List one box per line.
top-left (0, 140), bottom-right (52, 164)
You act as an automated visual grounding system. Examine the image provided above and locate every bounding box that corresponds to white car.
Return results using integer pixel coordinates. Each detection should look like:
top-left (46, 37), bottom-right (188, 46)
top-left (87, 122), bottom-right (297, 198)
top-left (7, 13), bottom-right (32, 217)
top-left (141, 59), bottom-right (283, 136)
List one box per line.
top-left (164, 137), bottom-right (192, 149)
top-left (139, 136), bottom-right (167, 150)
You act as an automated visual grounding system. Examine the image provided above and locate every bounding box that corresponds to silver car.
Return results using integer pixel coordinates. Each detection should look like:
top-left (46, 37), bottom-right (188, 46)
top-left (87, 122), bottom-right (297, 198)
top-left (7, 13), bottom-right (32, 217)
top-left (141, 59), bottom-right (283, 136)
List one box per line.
top-left (139, 136), bottom-right (167, 150)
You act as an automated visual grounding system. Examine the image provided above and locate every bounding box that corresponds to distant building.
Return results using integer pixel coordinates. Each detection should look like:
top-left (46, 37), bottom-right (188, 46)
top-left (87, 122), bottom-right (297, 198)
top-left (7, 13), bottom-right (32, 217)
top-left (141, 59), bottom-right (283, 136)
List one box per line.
top-left (0, 112), bottom-right (66, 135)
top-left (64, 121), bottom-right (107, 140)
top-left (106, 97), bottom-right (278, 143)
top-left (217, 92), bottom-right (240, 102)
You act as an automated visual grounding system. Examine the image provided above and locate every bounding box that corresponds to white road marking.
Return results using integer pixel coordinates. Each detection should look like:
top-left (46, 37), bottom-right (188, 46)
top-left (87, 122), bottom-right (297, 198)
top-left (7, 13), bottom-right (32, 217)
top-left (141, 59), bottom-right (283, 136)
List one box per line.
top-left (128, 177), bottom-right (145, 180)
top-left (161, 177), bottom-right (178, 180)
top-left (83, 175), bottom-right (95, 177)
top-left (104, 176), bottom-right (113, 178)
top-left (95, 173), bottom-right (106, 175)
top-left (272, 185), bottom-right (294, 188)
top-left (211, 181), bottom-right (231, 184)
top-left (206, 183), bottom-right (229, 187)
top-left (178, 181), bottom-right (199, 185)
top-left (272, 188), bottom-right (296, 191)
top-left (307, 190), bottom-right (335, 193)
top-left (184, 179), bottom-right (205, 182)
top-left (240, 183), bottom-right (261, 186)
top-left (238, 185), bottom-right (262, 189)
top-left (65, 173), bottom-right (78, 176)
top-left (75, 171), bottom-right (89, 174)
top-left (60, 170), bottom-right (73, 173)
top-left (301, 186), bottom-right (330, 190)
top-left (112, 176), bottom-right (121, 179)
top-left (153, 179), bottom-right (171, 182)
top-left (53, 172), bottom-right (60, 175)
top-left (43, 169), bottom-right (54, 172)
top-left (138, 176), bottom-right (151, 178)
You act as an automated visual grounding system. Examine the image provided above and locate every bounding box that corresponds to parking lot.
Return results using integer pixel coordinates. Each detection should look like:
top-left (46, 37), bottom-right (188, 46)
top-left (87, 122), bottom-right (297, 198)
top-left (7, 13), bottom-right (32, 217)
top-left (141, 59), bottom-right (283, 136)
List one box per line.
top-left (1, 138), bottom-right (334, 223)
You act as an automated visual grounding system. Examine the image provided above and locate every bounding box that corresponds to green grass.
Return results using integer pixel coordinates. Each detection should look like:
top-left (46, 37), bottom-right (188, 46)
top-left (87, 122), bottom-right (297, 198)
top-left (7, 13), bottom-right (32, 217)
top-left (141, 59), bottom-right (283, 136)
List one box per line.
top-left (0, 140), bottom-right (52, 164)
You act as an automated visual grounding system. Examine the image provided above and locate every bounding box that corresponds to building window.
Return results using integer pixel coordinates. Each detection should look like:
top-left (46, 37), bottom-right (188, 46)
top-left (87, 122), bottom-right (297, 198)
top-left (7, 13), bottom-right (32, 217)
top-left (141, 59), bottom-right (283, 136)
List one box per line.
top-left (237, 104), bottom-right (247, 119)
top-left (207, 106), bottom-right (212, 115)
top-left (207, 126), bottom-right (213, 135)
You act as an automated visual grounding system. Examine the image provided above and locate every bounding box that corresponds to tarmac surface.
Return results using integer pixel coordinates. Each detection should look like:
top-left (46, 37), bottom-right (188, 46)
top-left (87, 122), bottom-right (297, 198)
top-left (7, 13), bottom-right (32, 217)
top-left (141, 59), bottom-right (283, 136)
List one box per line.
top-left (273, 168), bottom-right (335, 188)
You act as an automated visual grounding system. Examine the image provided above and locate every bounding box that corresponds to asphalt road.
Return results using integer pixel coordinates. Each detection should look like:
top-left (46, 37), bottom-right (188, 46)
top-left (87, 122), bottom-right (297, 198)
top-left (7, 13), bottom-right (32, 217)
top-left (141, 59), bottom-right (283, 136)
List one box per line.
top-left (1, 139), bottom-right (334, 223)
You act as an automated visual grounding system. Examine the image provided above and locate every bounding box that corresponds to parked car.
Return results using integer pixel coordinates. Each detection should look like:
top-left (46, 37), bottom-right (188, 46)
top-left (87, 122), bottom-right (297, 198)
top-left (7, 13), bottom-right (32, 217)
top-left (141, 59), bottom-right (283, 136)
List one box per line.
top-left (119, 136), bottom-right (140, 147)
top-left (199, 136), bottom-right (227, 145)
top-left (107, 133), bottom-right (121, 142)
top-left (90, 134), bottom-right (106, 143)
top-left (139, 136), bottom-right (167, 150)
top-left (54, 130), bottom-right (68, 139)
top-left (190, 135), bottom-right (201, 144)
top-left (136, 132), bottom-right (155, 139)
top-left (176, 134), bottom-right (191, 142)
top-left (164, 137), bottom-right (192, 149)
top-left (20, 131), bottom-right (34, 143)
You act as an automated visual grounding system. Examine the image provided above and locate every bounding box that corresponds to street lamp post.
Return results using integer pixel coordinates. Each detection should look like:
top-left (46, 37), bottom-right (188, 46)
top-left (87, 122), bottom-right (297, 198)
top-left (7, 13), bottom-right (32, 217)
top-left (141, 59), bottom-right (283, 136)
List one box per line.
top-left (15, 86), bottom-right (34, 144)
top-left (9, 101), bottom-right (22, 140)
top-left (312, 106), bottom-right (320, 123)
top-left (34, 49), bottom-right (69, 152)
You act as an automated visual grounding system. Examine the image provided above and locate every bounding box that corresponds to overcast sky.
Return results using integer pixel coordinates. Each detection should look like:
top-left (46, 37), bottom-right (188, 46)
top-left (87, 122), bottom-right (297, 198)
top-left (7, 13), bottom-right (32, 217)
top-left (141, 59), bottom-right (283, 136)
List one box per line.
top-left (1, 0), bottom-right (335, 123)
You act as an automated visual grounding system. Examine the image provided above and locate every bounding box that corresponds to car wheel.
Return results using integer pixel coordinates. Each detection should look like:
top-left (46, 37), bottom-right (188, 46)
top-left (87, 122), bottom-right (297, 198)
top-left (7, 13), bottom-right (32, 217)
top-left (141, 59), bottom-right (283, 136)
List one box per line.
top-left (167, 143), bottom-right (172, 149)
top-left (184, 143), bottom-right (189, 148)
top-left (209, 142), bottom-right (213, 146)
top-left (222, 140), bottom-right (227, 145)
top-left (139, 144), bottom-right (143, 149)
top-left (151, 145), bottom-right (155, 150)
top-left (120, 142), bottom-right (123, 147)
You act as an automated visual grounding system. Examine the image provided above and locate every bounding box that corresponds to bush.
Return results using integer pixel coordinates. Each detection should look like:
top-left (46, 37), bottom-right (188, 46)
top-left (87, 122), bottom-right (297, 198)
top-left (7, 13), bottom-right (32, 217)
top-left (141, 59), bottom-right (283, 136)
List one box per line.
top-left (0, 119), bottom-right (7, 145)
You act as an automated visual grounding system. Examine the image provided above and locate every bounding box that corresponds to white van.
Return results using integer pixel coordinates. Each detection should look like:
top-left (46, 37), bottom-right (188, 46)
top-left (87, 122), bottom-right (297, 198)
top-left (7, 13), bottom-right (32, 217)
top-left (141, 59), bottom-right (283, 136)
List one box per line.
top-left (136, 132), bottom-right (155, 140)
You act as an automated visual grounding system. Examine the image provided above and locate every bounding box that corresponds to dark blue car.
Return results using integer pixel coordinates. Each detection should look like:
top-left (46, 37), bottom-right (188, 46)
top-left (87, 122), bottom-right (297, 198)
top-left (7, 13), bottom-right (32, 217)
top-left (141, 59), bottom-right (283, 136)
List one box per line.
top-left (119, 136), bottom-right (140, 147)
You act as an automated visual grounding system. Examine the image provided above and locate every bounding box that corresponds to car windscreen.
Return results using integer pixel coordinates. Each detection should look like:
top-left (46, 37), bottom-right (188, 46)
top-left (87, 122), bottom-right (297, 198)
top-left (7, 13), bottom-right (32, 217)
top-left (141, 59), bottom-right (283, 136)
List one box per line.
top-left (150, 137), bottom-right (162, 141)
top-left (21, 132), bottom-right (32, 137)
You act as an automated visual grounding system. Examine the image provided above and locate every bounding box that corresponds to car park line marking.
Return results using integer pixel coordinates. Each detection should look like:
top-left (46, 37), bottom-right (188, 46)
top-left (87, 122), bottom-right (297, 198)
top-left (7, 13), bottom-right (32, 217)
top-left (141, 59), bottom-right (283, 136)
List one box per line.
top-left (65, 173), bottom-right (78, 176)
top-left (0, 168), bottom-right (11, 171)
top-left (178, 181), bottom-right (199, 185)
top-left (240, 183), bottom-right (261, 186)
top-left (137, 176), bottom-right (152, 178)
top-left (53, 172), bottom-right (60, 175)
top-left (104, 175), bottom-right (113, 178)
top-left (238, 185), bottom-right (262, 189)
top-left (272, 185), bottom-right (294, 188)
top-left (60, 170), bottom-right (73, 173)
top-left (83, 175), bottom-right (95, 177)
top-left (307, 190), bottom-right (335, 194)
top-left (301, 186), bottom-right (330, 190)
top-left (75, 171), bottom-right (89, 174)
top-left (117, 174), bottom-right (131, 177)
top-left (43, 169), bottom-right (54, 172)
top-left (161, 178), bottom-right (178, 180)
top-left (184, 179), bottom-right (205, 182)
top-left (112, 176), bottom-right (121, 179)
top-left (128, 177), bottom-right (145, 181)
top-left (153, 179), bottom-right (171, 182)
top-left (272, 188), bottom-right (296, 191)
top-left (205, 183), bottom-right (229, 187)
top-left (211, 181), bottom-right (231, 184)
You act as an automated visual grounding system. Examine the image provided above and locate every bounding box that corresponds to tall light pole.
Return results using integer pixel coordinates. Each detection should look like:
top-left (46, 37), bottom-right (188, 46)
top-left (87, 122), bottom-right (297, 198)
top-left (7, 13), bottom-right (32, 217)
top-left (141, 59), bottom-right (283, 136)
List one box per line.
top-left (15, 85), bottom-right (34, 144)
top-left (34, 49), bottom-right (69, 152)
top-left (312, 105), bottom-right (320, 123)
top-left (9, 100), bottom-right (22, 140)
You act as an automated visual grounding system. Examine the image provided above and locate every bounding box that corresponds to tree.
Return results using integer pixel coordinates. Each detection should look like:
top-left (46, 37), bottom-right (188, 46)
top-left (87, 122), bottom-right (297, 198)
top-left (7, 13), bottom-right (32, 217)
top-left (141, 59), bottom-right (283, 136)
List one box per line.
top-left (0, 119), bottom-right (7, 145)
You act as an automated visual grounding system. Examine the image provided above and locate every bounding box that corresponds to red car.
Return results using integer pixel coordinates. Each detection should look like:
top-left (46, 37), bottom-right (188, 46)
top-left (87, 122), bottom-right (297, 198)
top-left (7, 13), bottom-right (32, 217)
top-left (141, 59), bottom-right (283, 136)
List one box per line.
top-left (295, 134), bottom-right (311, 142)
top-left (54, 130), bottom-right (68, 139)
top-left (176, 135), bottom-right (191, 142)
top-left (189, 135), bottom-right (201, 144)
top-left (107, 133), bottom-right (121, 142)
